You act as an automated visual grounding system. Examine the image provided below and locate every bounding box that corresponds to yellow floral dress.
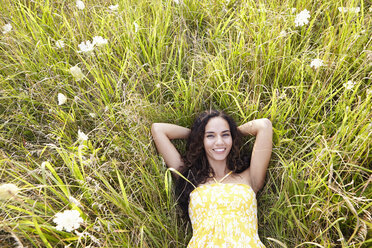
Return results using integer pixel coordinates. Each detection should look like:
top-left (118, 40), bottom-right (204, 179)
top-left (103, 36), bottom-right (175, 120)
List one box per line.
top-left (187, 173), bottom-right (266, 248)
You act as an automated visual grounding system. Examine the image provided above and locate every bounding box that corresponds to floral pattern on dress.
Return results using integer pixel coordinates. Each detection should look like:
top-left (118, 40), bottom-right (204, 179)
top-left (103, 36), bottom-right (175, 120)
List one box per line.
top-left (187, 183), bottom-right (266, 248)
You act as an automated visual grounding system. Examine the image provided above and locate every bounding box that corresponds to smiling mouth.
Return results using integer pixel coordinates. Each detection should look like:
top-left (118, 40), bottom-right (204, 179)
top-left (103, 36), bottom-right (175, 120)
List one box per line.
top-left (213, 148), bottom-right (226, 152)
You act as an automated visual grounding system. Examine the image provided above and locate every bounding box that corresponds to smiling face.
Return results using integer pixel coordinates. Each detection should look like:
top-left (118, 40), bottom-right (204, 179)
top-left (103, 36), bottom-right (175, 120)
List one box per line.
top-left (203, 117), bottom-right (233, 165)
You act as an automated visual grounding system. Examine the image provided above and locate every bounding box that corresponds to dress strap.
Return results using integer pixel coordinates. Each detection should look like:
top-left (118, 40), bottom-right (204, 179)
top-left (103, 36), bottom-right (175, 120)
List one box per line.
top-left (213, 171), bottom-right (233, 183)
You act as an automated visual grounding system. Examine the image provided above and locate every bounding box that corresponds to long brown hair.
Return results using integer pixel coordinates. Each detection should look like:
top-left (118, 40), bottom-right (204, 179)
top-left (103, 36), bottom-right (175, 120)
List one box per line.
top-left (175, 110), bottom-right (251, 220)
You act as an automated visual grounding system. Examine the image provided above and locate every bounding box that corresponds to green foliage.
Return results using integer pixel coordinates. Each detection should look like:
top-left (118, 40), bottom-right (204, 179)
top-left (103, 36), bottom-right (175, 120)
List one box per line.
top-left (0, 0), bottom-right (371, 247)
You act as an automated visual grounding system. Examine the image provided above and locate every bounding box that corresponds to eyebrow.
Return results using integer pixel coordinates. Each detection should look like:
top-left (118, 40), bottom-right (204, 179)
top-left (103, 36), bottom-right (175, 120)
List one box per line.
top-left (205, 130), bottom-right (230, 134)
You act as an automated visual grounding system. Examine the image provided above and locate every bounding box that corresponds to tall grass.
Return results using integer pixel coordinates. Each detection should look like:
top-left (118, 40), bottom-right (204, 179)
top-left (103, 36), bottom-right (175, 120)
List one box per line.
top-left (0, 0), bottom-right (371, 247)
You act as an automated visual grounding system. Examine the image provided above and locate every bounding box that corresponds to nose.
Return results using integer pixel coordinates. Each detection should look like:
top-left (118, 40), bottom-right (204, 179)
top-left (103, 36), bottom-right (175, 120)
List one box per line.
top-left (216, 135), bottom-right (224, 145)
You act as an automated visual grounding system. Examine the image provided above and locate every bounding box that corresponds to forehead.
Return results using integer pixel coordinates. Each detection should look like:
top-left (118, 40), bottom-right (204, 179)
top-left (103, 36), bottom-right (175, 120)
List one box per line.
top-left (205, 117), bottom-right (230, 132)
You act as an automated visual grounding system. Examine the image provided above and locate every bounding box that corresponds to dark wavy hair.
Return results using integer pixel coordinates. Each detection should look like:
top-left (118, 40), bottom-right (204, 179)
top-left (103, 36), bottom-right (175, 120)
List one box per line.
top-left (175, 110), bottom-right (251, 220)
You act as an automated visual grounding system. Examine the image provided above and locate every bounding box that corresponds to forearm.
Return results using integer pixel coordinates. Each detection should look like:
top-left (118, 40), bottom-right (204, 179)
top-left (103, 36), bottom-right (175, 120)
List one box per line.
top-left (151, 123), bottom-right (188, 171)
top-left (151, 123), bottom-right (190, 140)
top-left (238, 118), bottom-right (272, 136)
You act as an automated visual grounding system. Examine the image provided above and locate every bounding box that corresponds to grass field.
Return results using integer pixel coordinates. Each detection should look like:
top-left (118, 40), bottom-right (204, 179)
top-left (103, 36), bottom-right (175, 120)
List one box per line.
top-left (0, 0), bottom-right (371, 247)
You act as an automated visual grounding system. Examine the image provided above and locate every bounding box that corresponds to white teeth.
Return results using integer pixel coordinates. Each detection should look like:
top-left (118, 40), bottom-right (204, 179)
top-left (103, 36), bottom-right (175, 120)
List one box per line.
top-left (214, 148), bottom-right (225, 152)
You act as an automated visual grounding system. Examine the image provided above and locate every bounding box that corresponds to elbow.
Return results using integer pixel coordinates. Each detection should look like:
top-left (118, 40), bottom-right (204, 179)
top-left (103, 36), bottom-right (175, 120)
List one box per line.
top-left (151, 123), bottom-right (160, 136)
top-left (260, 118), bottom-right (272, 131)
top-left (257, 118), bottom-right (272, 137)
top-left (262, 118), bottom-right (272, 128)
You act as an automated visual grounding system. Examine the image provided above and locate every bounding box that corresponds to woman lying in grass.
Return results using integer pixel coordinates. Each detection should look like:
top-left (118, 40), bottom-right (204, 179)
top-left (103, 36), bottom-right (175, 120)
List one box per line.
top-left (151, 110), bottom-right (273, 247)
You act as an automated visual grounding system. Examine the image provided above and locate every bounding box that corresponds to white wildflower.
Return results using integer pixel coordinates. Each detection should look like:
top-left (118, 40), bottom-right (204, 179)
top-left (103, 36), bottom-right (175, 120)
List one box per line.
top-left (291, 8), bottom-right (296, 13)
top-left (78, 40), bottom-right (94, 54)
top-left (295, 9), bottom-right (311, 27)
top-left (58, 93), bottom-right (67, 105)
top-left (338, 7), bottom-right (360, 14)
top-left (70, 65), bottom-right (84, 81)
top-left (55, 39), bottom-right (65, 48)
top-left (53, 210), bottom-right (83, 232)
top-left (133, 22), bottom-right (139, 33)
top-left (349, 7), bottom-right (360, 13)
top-left (78, 129), bottom-right (88, 141)
top-left (279, 30), bottom-right (287, 37)
top-left (310, 59), bottom-right (324, 69)
top-left (0, 184), bottom-right (19, 200)
top-left (76, 1), bottom-right (85, 10)
top-left (89, 113), bottom-right (96, 118)
top-left (174, 0), bottom-right (180, 4)
top-left (343, 80), bottom-right (356, 90)
top-left (92, 36), bottom-right (108, 47)
top-left (2, 23), bottom-right (12, 34)
top-left (156, 83), bottom-right (161, 88)
top-left (108, 4), bottom-right (119, 11)
top-left (69, 196), bottom-right (82, 208)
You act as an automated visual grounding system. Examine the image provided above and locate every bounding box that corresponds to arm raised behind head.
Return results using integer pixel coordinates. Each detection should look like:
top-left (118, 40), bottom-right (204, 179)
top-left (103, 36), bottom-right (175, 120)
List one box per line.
top-left (238, 118), bottom-right (273, 193)
top-left (151, 123), bottom-right (190, 172)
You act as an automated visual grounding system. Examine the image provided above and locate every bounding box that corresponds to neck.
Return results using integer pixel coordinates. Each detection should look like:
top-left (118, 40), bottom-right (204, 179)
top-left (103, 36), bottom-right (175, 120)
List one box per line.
top-left (208, 159), bottom-right (230, 178)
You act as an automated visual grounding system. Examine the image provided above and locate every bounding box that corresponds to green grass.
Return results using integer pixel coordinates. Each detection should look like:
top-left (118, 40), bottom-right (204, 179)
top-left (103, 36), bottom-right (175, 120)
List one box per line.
top-left (0, 0), bottom-right (371, 247)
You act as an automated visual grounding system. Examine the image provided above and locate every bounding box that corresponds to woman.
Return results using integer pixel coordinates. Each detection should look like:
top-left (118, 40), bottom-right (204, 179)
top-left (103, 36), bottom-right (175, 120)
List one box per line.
top-left (151, 110), bottom-right (272, 247)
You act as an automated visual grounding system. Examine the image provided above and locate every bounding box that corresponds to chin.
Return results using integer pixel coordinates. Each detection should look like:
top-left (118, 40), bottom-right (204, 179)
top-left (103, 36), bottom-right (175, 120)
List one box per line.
top-left (210, 155), bottom-right (228, 162)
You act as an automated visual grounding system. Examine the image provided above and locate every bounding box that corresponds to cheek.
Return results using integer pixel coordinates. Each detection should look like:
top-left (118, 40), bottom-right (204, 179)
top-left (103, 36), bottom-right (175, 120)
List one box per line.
top-left (203, 138), bottom-right (208, 149)
top-left (203, 139), bottom-right (212, 149)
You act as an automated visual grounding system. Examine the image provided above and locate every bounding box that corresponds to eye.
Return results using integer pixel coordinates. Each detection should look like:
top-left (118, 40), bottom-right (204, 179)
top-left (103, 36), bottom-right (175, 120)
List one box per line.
top-left (223, 133), bottom-right (230, 137)
top-left (206, 134), bottom-right (214, 138)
